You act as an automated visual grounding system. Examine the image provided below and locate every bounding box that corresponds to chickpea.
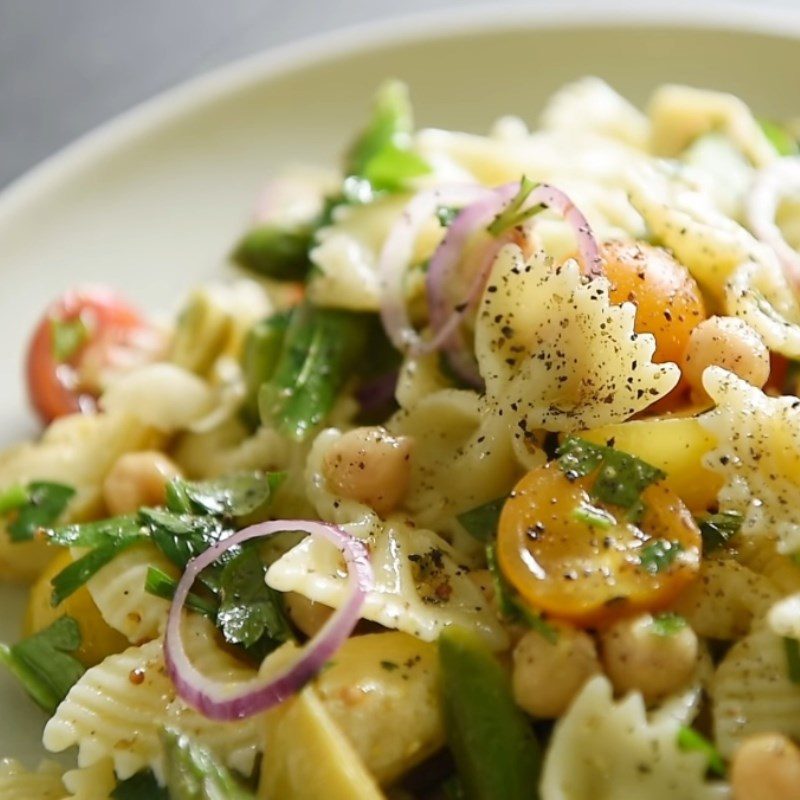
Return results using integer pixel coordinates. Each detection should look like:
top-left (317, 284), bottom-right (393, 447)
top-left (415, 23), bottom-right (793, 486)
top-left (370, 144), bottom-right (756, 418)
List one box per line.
top-left (103, 450), bottom-right (182, 515)
top-left (682, 316), bottom-right (770, 400)
top-left (599, 613), bottom-right (698, 702)
top-left (731, 733), bottom-right (800, 800)
top-left (322, 427), bottom-right (413, 516)
top-left (512, 622), bottom-right (601, 718)
top-left (284, 591), bottom-right (332, 638)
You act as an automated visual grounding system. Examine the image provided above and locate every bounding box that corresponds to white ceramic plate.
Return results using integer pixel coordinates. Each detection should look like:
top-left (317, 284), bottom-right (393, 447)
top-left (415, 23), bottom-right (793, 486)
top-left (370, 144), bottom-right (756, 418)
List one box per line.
top-left (2, 0), bottom-right (800, 769)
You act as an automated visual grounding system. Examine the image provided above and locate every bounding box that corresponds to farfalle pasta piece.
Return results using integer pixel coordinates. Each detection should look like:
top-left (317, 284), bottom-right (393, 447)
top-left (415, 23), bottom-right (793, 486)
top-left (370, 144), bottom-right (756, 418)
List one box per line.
top-left (61, 759), bottom-right (116, 799)
top-left (43, 617), bottom-right (261, 781)
top-left (0, 759), bottom-right (65, 800)
top-left (540, 77), bottom-right (650, 149)
top-left (672, 556), bottom-right (779, 640)
top-left (474, 245), bottom-right (679, 433)
top-left (309, 194), bottom-right (441, 312)
top-left (699, 367), bottom-right (800, 554)
top-left (269, 441), bottom-right (507, 649)
top-left (387, 389), bottom-right (527, 544)
top-left (541, 676), bottom-right (727, 800)
top-left (83, 541), bottom-right (176, 643)
top-left (628, 164), bottom-right (800, 357)
top-left (712, 624), bottom-right (800, 757)
top-left (648, 84), bottom-right (776, 167)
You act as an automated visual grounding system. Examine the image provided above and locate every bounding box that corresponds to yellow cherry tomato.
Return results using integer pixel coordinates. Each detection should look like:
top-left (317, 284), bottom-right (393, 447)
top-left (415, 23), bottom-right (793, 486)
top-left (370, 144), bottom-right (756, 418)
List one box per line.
top-left (497, 462), bottom-right (701, 626)
top-left (24, 550), bottom-right (128, 666)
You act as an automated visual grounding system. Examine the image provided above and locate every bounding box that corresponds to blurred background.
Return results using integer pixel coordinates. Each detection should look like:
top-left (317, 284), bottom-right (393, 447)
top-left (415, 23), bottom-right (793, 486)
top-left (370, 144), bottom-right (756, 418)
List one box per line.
top-left (0, 0), bottom-right (794, 188)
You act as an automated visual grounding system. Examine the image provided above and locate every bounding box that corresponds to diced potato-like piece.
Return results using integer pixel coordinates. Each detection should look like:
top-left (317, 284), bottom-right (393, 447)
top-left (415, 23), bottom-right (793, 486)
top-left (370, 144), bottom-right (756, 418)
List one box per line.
top-left (580, 415), bottom-right (722, 512)
top-left (0, 412), bottom-right (157, 581)
top-left (259, 686), bottom-right (384, 800)
top-left (314, 632), bottom-right (444, 784)
top-left (24, 551), bottom-right (129, 666)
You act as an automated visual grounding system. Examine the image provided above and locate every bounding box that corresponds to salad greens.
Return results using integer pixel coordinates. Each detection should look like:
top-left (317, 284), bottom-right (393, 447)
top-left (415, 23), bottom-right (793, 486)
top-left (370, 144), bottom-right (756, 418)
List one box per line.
top-left (439, 627), bottom-right (541, 800)
top-left (162, 728), bottom-right (256, 800)
top-left (258, 303), bottom-right (372, 441)
top-left (111, 770), bottom-right (170, 800)
top-left (0, 615), bottom-right (85, 713)
top-left (2, 480), bottom-right (75, 542)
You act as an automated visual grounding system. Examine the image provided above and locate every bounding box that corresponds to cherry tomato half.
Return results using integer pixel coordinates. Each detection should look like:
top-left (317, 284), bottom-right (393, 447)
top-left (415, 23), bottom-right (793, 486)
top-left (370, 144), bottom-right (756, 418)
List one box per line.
top-left (602, 241), bottom-right (706, 412)
top-left (26, 288), bottom-right (153, 424)
top-left (497, 462), bottom-right (702, 626)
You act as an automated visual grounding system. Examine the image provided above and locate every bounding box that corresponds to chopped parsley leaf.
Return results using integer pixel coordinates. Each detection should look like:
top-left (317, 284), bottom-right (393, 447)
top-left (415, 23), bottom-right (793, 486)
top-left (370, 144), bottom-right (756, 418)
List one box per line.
top-left (651, 612), bottom-right (687, 637)
top-left (638, 539), bottom-right (684, 575)
top-left (0, 615), bottom-right (84, 713)
top-left (557, 437), bottom-right (665, 516)
top-left (571, 500), bottom-right (615, 530)
top-left (457, 497), bottom-right (506, 542)
top-left (697, 510), bottom-right (742, 552)
top-left (436, 205), bottom-right (460, 227)
top-left (486, 543), bottom-right (557, 643)
top-left (6, 481), bottom-right (75, 542)
top-left (676, 726), bottom-right (726, 777)
top-left (51, 317), bottom-right (89, 362)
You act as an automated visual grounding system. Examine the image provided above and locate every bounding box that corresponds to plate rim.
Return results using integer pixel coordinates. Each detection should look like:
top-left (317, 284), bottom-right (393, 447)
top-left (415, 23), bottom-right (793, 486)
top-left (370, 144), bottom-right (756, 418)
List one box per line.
top-left (2, 0), bottom-right (800, 225)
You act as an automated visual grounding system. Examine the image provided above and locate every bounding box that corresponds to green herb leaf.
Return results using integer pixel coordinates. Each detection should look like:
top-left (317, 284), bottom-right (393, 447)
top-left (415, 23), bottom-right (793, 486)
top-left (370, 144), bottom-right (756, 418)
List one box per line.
top-left (571, 500), bottom-right (616, 530)
top-left (697, 510), bottom-right (742, 552)
top-left (144, 567), bottom-right (219, 618)
top-left (162, 728), bottom-right (255, 800)
top-left (486, 543), bottom-right (557, 644)
top-left (343, 80), bottom-right (429, 192)
top-left (638, 539), bottom-right (684, 575)
top-left (557, 438), bottom-right (666, 516)
top-left (457, 497), bottom-right (506, 542)
top-left (676, 726), bottom-right (726, 777)
top-left (759, 118), bottom-right (799, 156)
top-left (111, 770), bottom-right (169, 800)
top-left (51, 317), bottom-right (90, 362)
top-left (0, 616), bottom-right (84, 713)
top-left (231, 223), bottom-right (315, 280)
top-left (437, 206), bottom-right (460, 227)
top-left (7, 481), bottom-right (75, 542)
top-left (258, 304), bottom-right (372, 441)
top-left (362, 144), bottom-right (430, 192)
top-left (241, 311), bottom-right (292, 425)
top-left (139, 508), bottom-right (232, 571)
top-left (487, 176), bottom-right (544, 237)
top-left (650, 612), bottom-right (688, 637)
top-left (216, 547), bottom-right (292, 649)
top-left (51, 537), bottom-right (143, 606)
top-left (0, 484), bottom-right (29, 515)
top-left (168, 473), bottom-right (286, 520)
top-left (46, 515), bottom-right (143, 548)
top-left (785, 637), bottom-right (800, 684)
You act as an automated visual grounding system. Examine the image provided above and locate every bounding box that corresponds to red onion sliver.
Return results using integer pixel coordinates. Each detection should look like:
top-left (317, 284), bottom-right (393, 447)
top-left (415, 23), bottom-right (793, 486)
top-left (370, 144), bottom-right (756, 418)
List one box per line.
top-left (378, 184), bottom-right (493, 351)
top-left (164, 519), bottom-right (372, 721)
top-left (418, 182), bottom-right (602, 384)
top-left (746, 157), bottom-right (800, 288)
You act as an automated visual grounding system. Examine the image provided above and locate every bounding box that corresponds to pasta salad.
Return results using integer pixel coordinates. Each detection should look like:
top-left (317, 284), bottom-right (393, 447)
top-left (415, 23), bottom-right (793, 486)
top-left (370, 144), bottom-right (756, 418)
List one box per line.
top-left (2, 77), bottom-right (800, 799)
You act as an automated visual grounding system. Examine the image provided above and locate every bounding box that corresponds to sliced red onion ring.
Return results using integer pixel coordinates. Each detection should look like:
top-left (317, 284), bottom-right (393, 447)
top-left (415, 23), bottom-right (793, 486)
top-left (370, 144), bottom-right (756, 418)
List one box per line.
top-left (746, 157), bottom-right (800, 288)
top-left (164, 519), bottom-right (372, 721)
top-left (378, 184), bottom-right (493, 351)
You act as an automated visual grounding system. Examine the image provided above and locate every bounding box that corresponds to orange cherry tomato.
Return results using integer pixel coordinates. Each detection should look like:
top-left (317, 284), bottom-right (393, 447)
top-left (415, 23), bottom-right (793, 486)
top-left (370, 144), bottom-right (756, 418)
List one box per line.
top-left (497, 462), bottom-right (701, 626)
top-left (26, 288), bottom-right (153, 424)
top-left (602, 241), bottom-right (706, 412)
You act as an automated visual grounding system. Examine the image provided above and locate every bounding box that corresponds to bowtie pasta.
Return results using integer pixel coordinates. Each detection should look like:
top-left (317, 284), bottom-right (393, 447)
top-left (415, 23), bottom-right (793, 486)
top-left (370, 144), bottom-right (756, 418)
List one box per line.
top-left (4, 76), bottom-right (800, 800)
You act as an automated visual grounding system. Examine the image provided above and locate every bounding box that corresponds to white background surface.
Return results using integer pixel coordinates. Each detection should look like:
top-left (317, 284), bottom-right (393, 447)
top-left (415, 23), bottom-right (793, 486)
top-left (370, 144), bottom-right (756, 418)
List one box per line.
top-left (0, 0), bottom-right (796, 188)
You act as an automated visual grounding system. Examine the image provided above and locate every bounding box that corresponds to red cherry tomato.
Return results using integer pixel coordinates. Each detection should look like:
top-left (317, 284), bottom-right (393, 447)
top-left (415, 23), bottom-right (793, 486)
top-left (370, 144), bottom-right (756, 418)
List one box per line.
top-left (26, 288), bottom-right (153, 424)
